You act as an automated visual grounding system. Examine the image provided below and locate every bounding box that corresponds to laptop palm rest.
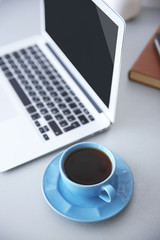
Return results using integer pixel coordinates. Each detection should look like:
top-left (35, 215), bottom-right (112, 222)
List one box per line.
top-left (0, 81), bottom-right (19, 121)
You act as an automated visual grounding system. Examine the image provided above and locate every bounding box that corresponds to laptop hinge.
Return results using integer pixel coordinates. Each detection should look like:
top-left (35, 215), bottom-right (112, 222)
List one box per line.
top-left (46, 42), bottom-right (102, 114)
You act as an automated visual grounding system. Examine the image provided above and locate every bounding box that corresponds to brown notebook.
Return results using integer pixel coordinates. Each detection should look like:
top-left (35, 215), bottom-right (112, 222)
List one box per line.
top-left (129, 26), bottom-right (160, 89)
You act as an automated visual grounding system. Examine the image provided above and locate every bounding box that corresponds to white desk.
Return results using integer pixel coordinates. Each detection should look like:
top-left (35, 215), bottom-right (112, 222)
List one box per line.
top-left (0, 1), bottom-right (160, 239)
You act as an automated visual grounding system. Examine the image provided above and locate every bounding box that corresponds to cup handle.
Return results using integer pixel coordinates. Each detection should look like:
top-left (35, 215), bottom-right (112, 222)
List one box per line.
top-left (99, 184), bottom-right (117, 203)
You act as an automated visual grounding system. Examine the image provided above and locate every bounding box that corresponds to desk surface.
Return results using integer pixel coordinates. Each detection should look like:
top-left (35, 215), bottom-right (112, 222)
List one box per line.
top-left (0, 1), bottom-right (160, 240)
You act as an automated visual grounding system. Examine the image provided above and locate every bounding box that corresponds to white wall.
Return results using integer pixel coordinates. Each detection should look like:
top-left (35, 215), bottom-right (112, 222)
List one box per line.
top-left (142, 0), bottom-right (160, 8)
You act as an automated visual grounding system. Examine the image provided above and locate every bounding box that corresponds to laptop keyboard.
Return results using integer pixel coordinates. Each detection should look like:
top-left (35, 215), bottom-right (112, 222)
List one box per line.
top-left (0, 45), bottom-right (94, 141)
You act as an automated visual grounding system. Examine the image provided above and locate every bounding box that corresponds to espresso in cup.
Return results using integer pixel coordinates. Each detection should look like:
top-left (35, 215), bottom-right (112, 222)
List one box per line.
top-left (64, 147), bottom-right (112, 185)
top-left (60, 142), bottom-right (117, 203)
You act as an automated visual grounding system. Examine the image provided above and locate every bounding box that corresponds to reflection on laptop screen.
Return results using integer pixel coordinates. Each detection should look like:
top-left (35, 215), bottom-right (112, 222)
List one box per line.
top-left (44, 0), bottom-right (118, 108)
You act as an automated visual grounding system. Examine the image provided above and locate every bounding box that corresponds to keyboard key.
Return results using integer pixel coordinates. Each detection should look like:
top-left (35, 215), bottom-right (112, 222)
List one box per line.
top-left (24, 69), bottom-right (31, 75)
top-left (49, 74), bottom-right (56, 80)
top-left (43, 134), bottom-right (49, 140)
top-left (51, 108), bottom-right (59, 114)
top-left (21, 80), bottom-right (29, 86)
top-left (39, 127), bottom-right (45, 133)
top-left (48, 121), bottom-right (62, 136)
top-left (79, 102), bottom-right (84, 108)
top-left (50, 91), bottom-right (58, 97)
top-left (20, 49), bottom-right (27, 55)
top-left (45, 70), bottom-right (52, 75)
top-left (63, 109), bottom-right (71, 115)
top-left (73, 108), bottom-right (81, 115)
top-left (58, 103), bottom-right (66, 109)
top-left (46, 102), bottom-right (54, 108)
top-left (67, 115), bottom-right (75, 122)
top-left (69, 103), bottom-right (77, 109)
top-left (84, 109), bottom-right (89, 114)
top-left (35, 85), bottom-right (42, 90)
top-left (35, 70), bottom-right (42, 75)
top-left (27, 74), bottom-right (34, 79)
top-left (70, 90), bottom-right (75, 96)
top-left (8, 59), bottom-right (14, 64)
top-left (27, 106), bottom-right (36, 114)
top-left (42, 80), bottom-right (49, 86)
top-left (57, 85), bottom-right (63, 91)
top-left (38, 75), bottom-right (45, 80)
top-left (44, 125), bottom-right (49, 132)
top-left (74, 96), bottom-right (80, 102)
top-left (28, 46), bottom-right (35, 52)
top-left (13, 52), bottom-right (20, 58)
top-left (37, 58), bottom-right (44, 64)
top-left (55, 114), bottom-right (63, 121)
top-left (88, 115), bottom-right (95, 121)
top-left (25, 85), bottom-right (32, 91)
top-left (31, 113), bottom-right (40, 120)
top-left (32, 80), bottom-right (39, 85)
top-left (25, 55), bottom-right (33, 61)
top-left (44, 115), bottom-right (52, 121)
top-left (21, 63), bottom-right (28, 69)
top-left (4, 71), bottom-right (13, 78)
top-left (46, 86), bottom-right (54, 92)
top-left (54, 97), bottom-right (62, 103)
top-left (32, 96), bottom-right (40, 102)
top-left (59, 120), bottom-right (68, 127)
top-left (43, 96), bottom-right (50, 102)
top-left (35, 121), bottom-right (40, 127)
top-left (40, 108), bottom-right (48, 115)
top-left (39, 91), bottom-right (47, 96)
top-left (0, 57), bottom-right (5, 66)
top-left (65, 97), bottom-right (72, 103)
top-left (61, 91), bottom-right (68, 97)
top-left (18, 74), bottom-right (25, 80)
top-left (34, 54), bottom-right (40, 60)
top-left (71, 121), bottom-right (80, 128)
top-left (78, 115), bottom-right (89, 124)
top-left (9, 78), bottom-right (31, 106)
top-left (14, 68), bottom-right (22, 75)
top-left (10, 63), bottom-right (18, 69)
top-left (29, 91), bottom-right (36, 97)
top-left (2, 65), bottom-right (9, 71)
top-left (4, 54), bottom-right (11, 60)
top-left (31, 64), bottom-right (38, 70)
top-left (41, 64), bottom-right (48, 71)
top-left (52, 80), bottom-right (59, 85)
top-left (17, 58), bottom-right (24, 65)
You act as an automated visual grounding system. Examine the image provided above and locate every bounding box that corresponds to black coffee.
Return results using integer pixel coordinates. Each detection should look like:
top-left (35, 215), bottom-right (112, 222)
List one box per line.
top-left (64, 148), bottom-right (112, 185)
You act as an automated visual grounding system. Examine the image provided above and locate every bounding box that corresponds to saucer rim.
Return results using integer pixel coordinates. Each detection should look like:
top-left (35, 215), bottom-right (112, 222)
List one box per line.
top-left (42, 151), bottom-right (134, 222)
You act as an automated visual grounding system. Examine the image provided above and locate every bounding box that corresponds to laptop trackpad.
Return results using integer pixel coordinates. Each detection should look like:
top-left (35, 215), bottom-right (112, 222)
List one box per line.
top-left (0, 82), bottom-right (19, 121)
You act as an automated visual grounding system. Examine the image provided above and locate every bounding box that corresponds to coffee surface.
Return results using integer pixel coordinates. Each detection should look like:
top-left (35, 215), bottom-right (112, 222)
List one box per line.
top-left (64, 148), bottom-right (112, 185)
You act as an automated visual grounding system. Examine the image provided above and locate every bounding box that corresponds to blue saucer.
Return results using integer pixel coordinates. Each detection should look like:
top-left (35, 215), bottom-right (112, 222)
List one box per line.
top-left (42, 152), bottom-right (134, 222)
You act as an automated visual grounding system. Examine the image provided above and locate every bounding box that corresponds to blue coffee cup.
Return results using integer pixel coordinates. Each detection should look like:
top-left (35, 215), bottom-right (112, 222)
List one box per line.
top-left (59, 142), bottom-right (117, 203)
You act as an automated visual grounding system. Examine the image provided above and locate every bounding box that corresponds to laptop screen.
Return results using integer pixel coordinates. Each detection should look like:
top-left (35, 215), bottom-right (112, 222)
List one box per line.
top-left (44, 0), bottom-right (118, 108)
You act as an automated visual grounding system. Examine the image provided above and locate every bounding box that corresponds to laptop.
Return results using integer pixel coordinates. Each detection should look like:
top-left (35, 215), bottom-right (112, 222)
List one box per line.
top-left (0, 0), bottom-right (125, 172)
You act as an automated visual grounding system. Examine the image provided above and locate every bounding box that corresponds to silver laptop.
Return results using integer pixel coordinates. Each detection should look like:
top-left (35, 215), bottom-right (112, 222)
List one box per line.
top-left (0, 0), bottom-right (125, 172)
